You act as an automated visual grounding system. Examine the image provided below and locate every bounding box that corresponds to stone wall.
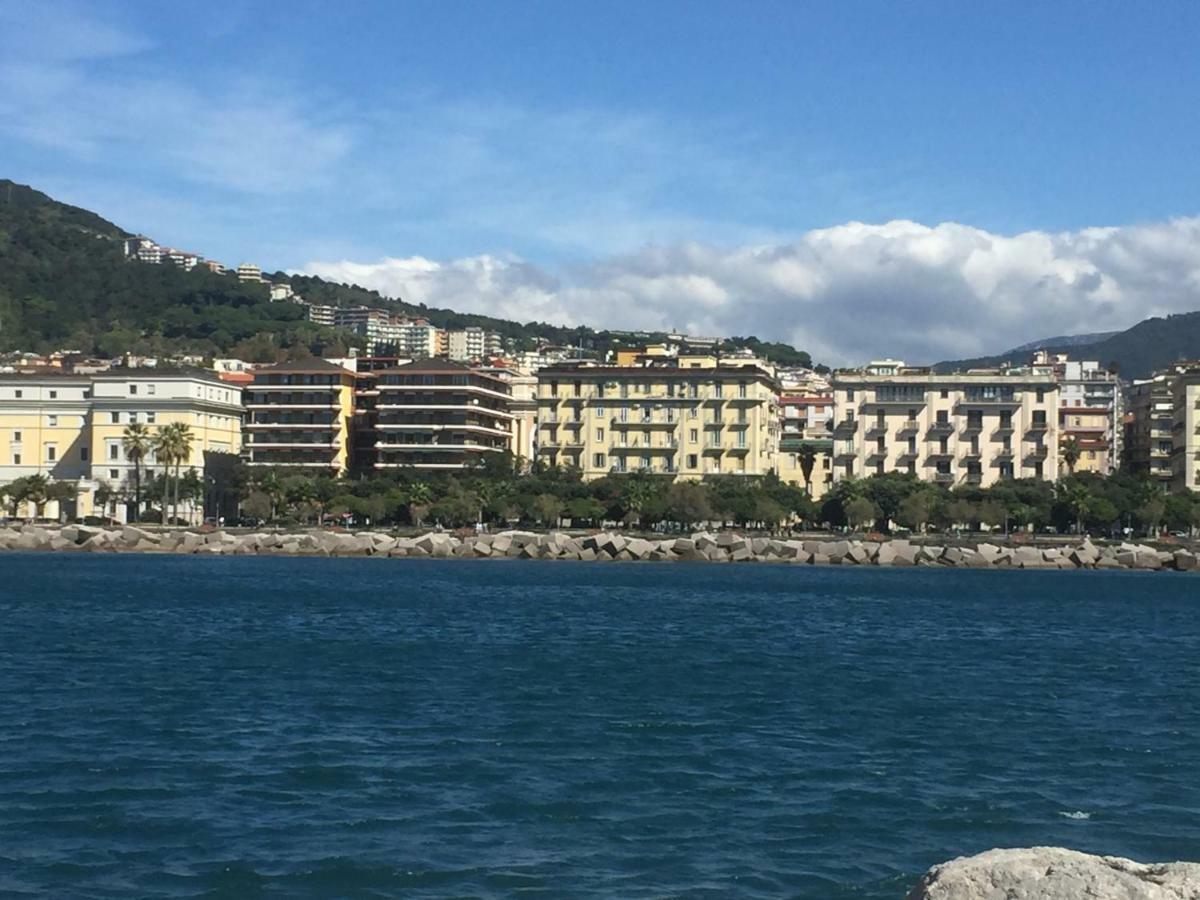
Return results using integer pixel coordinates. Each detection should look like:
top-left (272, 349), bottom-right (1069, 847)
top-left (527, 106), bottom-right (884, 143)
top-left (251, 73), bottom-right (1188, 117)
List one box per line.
top-left (0, 525), bottom-right (1196, 571)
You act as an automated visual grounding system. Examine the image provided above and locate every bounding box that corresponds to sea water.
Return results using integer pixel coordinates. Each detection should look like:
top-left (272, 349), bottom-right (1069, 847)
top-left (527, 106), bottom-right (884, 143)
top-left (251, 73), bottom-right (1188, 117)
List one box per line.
top-left (2, 555), bottom-right (1198, 897)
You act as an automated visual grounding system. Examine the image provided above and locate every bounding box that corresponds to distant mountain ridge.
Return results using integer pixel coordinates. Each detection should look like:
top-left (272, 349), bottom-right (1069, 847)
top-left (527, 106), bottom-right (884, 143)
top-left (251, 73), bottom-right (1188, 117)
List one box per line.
top-left (935, 313), bottom-right (1200, 379)
top-left (1005, 331), bottom-right (1121, 354)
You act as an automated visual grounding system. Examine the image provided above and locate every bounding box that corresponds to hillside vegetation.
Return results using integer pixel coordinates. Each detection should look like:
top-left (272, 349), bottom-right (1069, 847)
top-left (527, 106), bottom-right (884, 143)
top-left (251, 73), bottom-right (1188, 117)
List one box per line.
top-left (0, 178), bottom-right (815, 366)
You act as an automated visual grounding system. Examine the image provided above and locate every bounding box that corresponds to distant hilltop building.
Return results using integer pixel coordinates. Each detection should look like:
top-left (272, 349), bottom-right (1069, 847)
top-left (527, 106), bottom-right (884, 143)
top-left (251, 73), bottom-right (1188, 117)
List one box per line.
top-left (236, 263), bottom-right (263, 283)
top-left (202, 260), bottom-right (225, 274)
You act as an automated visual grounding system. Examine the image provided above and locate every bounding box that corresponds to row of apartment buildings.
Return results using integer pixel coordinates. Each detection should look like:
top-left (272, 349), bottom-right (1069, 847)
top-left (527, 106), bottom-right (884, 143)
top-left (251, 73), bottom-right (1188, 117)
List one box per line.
top-left (302, 304), bottom-right (503, 359)
top-left (5, 345), bottom-right (1188, 523)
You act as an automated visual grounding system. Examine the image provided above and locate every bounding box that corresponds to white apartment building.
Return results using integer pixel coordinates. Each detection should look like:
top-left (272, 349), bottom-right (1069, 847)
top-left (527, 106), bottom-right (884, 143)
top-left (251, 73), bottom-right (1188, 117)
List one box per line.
top-left (1126, 363), bottom-right (1200, 493)
top-left (831, 364), bottom-right (1061, 487)
top-left (305, 304), bottom-right (337, 327)
top-left (446, 327), bottom-right (502, 362)
top-left (236, 263), bottom-right (264, 283)
top-left (1030, 351), bottom-right (1122, 474)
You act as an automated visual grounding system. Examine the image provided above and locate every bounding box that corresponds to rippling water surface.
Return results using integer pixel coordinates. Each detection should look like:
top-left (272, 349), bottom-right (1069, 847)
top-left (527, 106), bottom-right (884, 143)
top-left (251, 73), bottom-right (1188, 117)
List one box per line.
top-left (2, 555), bottom-right (1198, 898)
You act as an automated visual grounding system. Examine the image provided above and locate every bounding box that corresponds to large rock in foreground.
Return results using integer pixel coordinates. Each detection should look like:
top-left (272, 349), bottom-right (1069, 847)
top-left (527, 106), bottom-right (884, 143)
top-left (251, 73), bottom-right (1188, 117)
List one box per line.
top-left (907, 847), bottom-right (1200, 899)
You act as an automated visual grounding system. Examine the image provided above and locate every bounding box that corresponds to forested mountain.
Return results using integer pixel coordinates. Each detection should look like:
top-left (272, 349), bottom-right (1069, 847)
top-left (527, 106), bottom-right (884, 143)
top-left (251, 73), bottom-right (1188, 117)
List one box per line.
top-left (0, 179), bottom-right (816, 367)
top-left (935, 312), bottom-right (1200, 379)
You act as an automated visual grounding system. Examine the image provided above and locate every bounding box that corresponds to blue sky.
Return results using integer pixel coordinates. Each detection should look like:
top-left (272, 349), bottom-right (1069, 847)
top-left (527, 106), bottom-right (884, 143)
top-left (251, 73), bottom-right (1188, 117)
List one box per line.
top-left (3, 1), bottom-right (1200, 363)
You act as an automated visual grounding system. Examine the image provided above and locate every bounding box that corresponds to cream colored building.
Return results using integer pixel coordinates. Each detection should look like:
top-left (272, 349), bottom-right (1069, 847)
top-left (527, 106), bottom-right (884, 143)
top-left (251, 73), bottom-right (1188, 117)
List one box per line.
top-left (0, 369), bottom-right (243, 521)
top-left (535, 361), bottom-right (779, 479)
top-left (1125, 372), bottom-right (1178, 490)
top-left (1170, 369), bottom-right (1200, 493)
top-left (830, 365), bottom-right (1060, 487)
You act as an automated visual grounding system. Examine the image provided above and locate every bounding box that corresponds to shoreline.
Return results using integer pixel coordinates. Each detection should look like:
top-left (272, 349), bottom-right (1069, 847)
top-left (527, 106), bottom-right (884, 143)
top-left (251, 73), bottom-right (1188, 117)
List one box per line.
top-left (2, 524), bottom-right (1196, 572)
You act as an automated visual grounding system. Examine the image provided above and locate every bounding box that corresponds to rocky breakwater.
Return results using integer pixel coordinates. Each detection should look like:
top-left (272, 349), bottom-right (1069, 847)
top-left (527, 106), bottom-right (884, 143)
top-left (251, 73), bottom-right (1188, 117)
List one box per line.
top-left (0, 524), bottom-right (1198, 571)
top-left (907, 847), bottom-right (1200, 899)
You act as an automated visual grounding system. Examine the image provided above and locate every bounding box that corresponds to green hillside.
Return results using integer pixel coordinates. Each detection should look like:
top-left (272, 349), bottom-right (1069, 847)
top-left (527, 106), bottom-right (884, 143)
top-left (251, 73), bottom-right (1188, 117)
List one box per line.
top-left (0, 178), bottom-right (816, 367)
top-left (935, 312), bottom-right (1200, 379)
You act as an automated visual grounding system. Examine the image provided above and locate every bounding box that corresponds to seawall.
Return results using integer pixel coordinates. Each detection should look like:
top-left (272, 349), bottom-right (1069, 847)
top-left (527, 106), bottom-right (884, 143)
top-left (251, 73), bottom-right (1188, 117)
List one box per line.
top-left (1, 524), bottom-right (1197, 571)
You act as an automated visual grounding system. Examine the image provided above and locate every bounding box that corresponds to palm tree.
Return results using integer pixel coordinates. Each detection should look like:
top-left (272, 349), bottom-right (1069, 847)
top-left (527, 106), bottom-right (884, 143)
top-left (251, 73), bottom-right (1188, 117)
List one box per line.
top-left (152, 425), bottom-right (184, 525)
top-left (1060, 436), bottom-right (1082, 476)
top-left (167, 423), bottom-right (195, 524)
top-left (122, 423), bottom-right (153, 521)
top-left (798, 444), bottom-right (818, 496)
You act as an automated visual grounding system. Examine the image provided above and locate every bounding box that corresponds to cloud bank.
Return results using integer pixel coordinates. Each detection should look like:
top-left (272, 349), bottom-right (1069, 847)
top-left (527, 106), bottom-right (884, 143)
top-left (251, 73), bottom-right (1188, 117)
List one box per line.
top-left (301, 217), bottom-right (1200, 366)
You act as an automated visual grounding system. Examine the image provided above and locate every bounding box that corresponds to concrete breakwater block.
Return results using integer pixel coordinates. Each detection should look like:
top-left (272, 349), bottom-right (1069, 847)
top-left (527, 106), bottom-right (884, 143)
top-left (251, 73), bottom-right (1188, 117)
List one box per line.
top-left (906, 847), bottom-right (1200, 899)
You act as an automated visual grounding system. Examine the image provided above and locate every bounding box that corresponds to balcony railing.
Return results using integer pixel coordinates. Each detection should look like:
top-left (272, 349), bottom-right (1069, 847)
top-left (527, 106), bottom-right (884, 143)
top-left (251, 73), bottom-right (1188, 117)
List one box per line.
top-left (896, 419), bottom-right (919, 434)
top-left (928, 422), bottom-right (954, 435)
top-left (933, 472), bottom-right (955, 484)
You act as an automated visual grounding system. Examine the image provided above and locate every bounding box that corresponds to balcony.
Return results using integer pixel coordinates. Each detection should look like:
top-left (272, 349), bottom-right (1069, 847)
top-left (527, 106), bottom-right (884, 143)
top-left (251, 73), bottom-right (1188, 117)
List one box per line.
top-left (833, 418), bottom-right (858, 434)
top-left (933, 472), bottom-right (955, 484)
top-left (991, 424), bottom-right (1014, 439)
top-left (993, 448), bottom-right (1014, 460)
top-left (896, 419), bottom-right (919, 435)
top-left (1026, 420), bottom-right (1049, 432)
top-left (964, 472), bottom-right (983, 485)
top-left (867, 449), bottom-right (888, 463)
top-left (865, 422), bottom-right (889, 438)
top-left (960, 421), bottom-right (984, 436)
top-left (1025, 446), bottom-right (1049, 460)
top-left (834, 445), bottom-right (857, 460)
top-left (955, 395), bottom-right (1020, 409)
top-left (927, 421), bottom-right (954, 435)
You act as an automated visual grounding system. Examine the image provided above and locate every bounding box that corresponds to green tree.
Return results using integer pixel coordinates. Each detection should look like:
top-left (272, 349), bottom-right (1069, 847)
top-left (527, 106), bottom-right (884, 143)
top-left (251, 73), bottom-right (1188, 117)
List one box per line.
top-left (895, 490), bottom-right (937, 533)
top-left (533, 493), bottom-right (564, 527)
top-left (47, 480), bottom-right (78, 522)
top-left (1136, 497), bottom-right (1166, 537)
top-left (1060, 436), bottom-right (1082, 476)
top-left (566, 495), bottom-right (605, 526)
top-left (22, 474), bottom-right (49, 520)
top-left (843, 496), bottom-right (879, 532)
top-left (663, 481), bottom-right (712, 529)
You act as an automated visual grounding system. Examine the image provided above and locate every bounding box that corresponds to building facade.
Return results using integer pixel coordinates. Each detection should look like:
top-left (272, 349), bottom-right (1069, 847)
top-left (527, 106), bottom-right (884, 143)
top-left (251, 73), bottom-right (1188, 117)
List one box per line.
top-left (1125, 372), bottom-right (1177, 490)
top-left (830, 365), bottom-right (1061, 487)
top-left (243, 359), bottom-right (355, 473)
top-left (373, 360), bottom-right (513, 470)
top-left (1170, 368), bottom-right (1200, 493)
top-left (777, 394), bottom-right (834, 498)
top-left (534, 361), bottom-right (780, 480)
top-left (0, 369), bottom-right (242, 521)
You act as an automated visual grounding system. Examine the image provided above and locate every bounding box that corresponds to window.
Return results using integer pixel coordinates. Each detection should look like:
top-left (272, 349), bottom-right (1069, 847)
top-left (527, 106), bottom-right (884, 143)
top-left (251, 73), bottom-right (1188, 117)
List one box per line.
top-left (595, 405), bottom-right (605, 418)
top-left (738, 382), bottom-right (748, 399)
top-left (687, 454), bottom-right (698, 468)
top-left (13, 453), bottom-right (21, 465)
top-left (111, 412), bottom-right (120, 424)
top-left (595, 427), bottom-right (605, 442)
top-left (109, 444), bottom-right (119, 460)
top-left (148, 385), bottom-right (156, 395)
top-left (940, 389), bottom-right (949, 399)
top-left (593, 453), bottom-right (606, 468)
top-left (49, 390), bottom-right (57, 399)
top-left (14, 389), bottom-right (21, 399)
top-left (46, 445), bottom-right (56, 462)
top-left (12, 430), bottom-right (20, 443)
top-left (847, 389), bottom-right (855, 401)
top-left (1037, 389), bottom-right (1045, 402)
top-left (146, 412), bottom-right (156, 424)
top-left (714, 383), bottom-right (723, 399)
top-left (689, 428), bottom-right (698, 444)
top-left (47, 415), bottom-right (57, 427)
top-left (129, 385), bottom-right (138, 395)
top-left (80, 448), bottom-right (89, 462)
top-left (109, 469), bottom-right (119, 480)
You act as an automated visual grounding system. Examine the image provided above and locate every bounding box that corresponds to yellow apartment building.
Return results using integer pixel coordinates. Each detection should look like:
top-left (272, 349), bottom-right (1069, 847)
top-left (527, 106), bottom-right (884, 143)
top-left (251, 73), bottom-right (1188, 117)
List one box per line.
top-left (1170, 368), bottom-right (1200, 493)
top-left (0, 368), bottom-right (243, 521)
top-left (243, 359), bottom-right (356, 474)
top-left (535, 361), bottom-right (779, 480)
top-left (1059, 405), bottom-right (1114, 474)
top-left (830, 365), bottom-right (1061, 487)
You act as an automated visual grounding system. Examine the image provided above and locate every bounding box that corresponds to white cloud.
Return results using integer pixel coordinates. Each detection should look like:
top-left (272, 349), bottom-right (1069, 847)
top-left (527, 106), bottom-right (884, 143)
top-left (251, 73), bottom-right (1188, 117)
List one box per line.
top-left (301, 217), bottom-right (1200, 365)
